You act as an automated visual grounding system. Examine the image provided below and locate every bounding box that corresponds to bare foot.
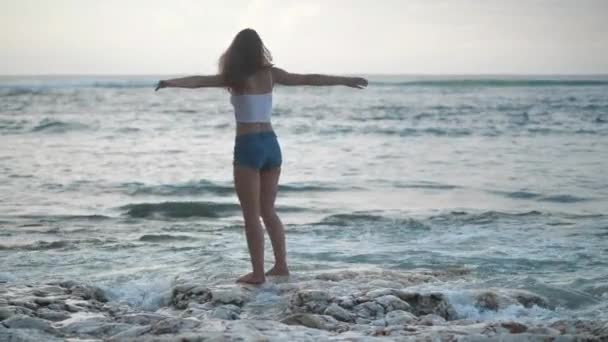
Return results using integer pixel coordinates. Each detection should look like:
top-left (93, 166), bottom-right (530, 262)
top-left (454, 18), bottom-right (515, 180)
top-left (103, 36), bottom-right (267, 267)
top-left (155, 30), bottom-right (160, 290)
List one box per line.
top-left (236, 272), bottom-right (265, 285)
top-left (265, 265), bottom-right (290, 276)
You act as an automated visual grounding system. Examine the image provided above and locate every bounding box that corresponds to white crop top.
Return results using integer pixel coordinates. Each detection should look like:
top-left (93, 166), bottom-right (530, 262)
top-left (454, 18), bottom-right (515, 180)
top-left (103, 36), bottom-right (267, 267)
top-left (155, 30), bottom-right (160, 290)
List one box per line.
top-left (230, 92), bottom-right (273, 123)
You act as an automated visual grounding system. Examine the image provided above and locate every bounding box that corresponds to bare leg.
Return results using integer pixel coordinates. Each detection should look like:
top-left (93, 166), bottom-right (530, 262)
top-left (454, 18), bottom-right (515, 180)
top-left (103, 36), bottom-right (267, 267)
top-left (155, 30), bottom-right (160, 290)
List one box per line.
top-left (260, 167), bottom-right (289, 276)
top-left (234, 165), bottom-right (266, 284)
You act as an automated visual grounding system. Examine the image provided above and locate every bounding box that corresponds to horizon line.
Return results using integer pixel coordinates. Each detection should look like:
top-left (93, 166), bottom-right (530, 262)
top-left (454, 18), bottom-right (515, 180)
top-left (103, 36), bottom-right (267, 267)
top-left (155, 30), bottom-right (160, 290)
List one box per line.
top-left (1, 73), bottom-right (608, 77)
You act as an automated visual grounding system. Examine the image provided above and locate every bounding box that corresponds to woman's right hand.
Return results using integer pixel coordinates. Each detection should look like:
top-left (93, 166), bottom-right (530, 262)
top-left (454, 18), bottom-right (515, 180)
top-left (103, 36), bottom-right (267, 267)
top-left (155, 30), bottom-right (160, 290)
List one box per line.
top-left (345, 77), bottom-right (368, 89)
top-left (155, 80), bottom-right (168, 91)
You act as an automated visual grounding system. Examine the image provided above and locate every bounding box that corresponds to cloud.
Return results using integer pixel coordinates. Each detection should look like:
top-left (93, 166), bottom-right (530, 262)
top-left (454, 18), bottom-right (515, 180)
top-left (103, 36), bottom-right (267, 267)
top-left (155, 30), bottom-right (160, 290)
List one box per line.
top-left (238, 0), bottom-right (321, 34)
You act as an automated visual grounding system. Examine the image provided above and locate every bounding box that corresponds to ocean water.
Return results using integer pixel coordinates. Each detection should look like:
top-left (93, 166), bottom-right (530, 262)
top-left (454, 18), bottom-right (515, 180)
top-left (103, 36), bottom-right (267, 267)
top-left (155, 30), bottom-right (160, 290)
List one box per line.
top-left (1, 75), bottom-right (607, 323)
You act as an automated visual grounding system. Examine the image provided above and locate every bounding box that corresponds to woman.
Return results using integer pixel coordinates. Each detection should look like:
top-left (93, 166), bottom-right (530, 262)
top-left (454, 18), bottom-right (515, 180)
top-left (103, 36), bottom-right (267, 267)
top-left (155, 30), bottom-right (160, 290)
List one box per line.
top-left (155, 28), bottom-right (368, 284)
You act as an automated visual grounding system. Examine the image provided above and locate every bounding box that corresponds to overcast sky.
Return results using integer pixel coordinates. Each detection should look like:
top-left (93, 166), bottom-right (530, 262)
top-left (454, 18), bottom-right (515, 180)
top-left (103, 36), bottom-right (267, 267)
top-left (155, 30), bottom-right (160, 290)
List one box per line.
top-left (1, 0), bottom-right (607, 75)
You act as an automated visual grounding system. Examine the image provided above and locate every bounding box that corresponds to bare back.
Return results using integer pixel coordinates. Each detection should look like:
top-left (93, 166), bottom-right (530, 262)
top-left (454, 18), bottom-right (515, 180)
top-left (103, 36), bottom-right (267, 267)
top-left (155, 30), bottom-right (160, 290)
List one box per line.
top-left (233, 67), bottom-right (275, 135)
top-left (232, 67), bottom-right (274, 96)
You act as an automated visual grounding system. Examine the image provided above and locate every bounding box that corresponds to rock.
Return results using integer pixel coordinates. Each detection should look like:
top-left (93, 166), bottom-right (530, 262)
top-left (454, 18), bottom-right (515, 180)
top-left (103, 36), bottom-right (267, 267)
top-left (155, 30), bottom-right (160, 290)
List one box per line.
top-left (549, 319), bottom-right (608, 337)
top-left (475, 291), bottom-right (501, 311)
top-left (8, 299), bottom-right (38, 311)
top-left (119, 313), bottom-right (168, 325)
top-left (2, 314), bottom-right (55, 332)
top-left (108, 325), bottom-right (152, 340)
top-left (60, 318), bottom-right (131, 336)
top-left (33, 286), bottom-right (66, 297)
top-left (323, 303), bottom-right (355, 322)
top-left (210, 304), bottom-right (241, 320)
top-left (61, 299), bottom-right (102, 312)
top-left (46, 303), bottom-right (67, 311)
top-left (0, 327), bottom-right (63, 342)
top-left (291, 290), bottom-right (331, 314)
top-left (526, 326), bottom-right (560, 335)
top-left (374, 295), bottom-right (412, 312)
top-left (509, 289), bottom-right (550, 309)
top-left (370, 318), bottom-right (387, 327)
top-left (190, 301), bottom-right (215, 311)
top-left (0, 307), bottom-right (17, 321)
top-left (4, 273), bottom-right (608, 341)
top-left (101, 302), bottom-right (129, 317)
top-left (1, 305), bottom-right (35, 319)
top-left (64, 303), bottom-right (82, 313)
top-left (335, 295), bottom-right (355, 309)
top-left (57, 280), bottom-right (79, 289)
top-left (366, 288), bottom-right (398, 299)
top-left (280, 313), bottom-right (345, 332)
top-left (418, 314), bottom-right (447, 326)
top-left (355, 317), bottom-right (371, 325)
top-left (150, 317), bottom-right (200, 335)
top-left (385, 310), bottom-right (416, 326)
top-left (315, 270), bottom-right (359, 282)
top-left (172, 284), bottom-right (212, 309)
top-left (69, 284), bottom-right (108, 302)
top-left (36, 308), bottom-right (70, 321)
top-left (501, 321), bottom-right (528, 334)
top-left (354, 296), bottom-right (371, 304)
top-left (211, 288), bottom-right (248, 306)
top-left (292, 290), bottom-right (331, 305)
top-left (33, 297), bottom-right (58, 306)
top-left (592, 321), bottom-right (608, 336)
top-left (353, 301), bottom-right (385, 319)
top-left (550, 320), bottom-right (575, 335)
top-left (59, 315), bottom-right (107, 334)
top-left (190, 285), bottom-right (210, 295)
top-left (474, 290), bottom-right (550, 313)
top-left (395, 292), bottom-right (457, 320)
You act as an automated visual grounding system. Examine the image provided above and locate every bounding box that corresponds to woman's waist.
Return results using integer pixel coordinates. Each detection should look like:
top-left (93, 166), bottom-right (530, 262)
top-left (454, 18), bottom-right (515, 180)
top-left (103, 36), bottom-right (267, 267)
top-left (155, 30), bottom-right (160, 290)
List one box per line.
top-left (235, 122), bottom-right (274, 137)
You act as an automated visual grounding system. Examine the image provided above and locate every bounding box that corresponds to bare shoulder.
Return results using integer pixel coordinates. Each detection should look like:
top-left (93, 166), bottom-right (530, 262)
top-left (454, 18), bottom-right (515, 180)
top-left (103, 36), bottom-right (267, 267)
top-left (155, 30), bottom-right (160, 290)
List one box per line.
top-left (270, 67), bottom-right (304, 86)
top-left (270, 66), bottom-right (287, 78)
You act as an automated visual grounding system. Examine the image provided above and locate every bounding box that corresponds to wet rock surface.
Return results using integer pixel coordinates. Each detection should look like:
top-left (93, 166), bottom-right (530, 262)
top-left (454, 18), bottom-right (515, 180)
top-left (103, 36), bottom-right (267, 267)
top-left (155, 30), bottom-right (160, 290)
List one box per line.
top-left (1, 267), bottom-right (606, 341)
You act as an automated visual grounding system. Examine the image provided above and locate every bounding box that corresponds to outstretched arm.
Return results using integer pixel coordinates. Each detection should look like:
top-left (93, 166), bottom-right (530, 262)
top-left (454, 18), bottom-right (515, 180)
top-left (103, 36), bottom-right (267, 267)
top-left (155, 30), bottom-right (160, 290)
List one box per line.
top-left (271, 67), bottom-right (367, 88)
top-left (155, 75), bottom-right (224, 91)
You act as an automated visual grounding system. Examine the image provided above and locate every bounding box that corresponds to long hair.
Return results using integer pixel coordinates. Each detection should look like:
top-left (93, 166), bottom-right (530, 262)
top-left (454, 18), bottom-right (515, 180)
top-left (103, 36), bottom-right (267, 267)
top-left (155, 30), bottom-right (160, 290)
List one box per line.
top-left (218, 28), bottom-right (273, 93)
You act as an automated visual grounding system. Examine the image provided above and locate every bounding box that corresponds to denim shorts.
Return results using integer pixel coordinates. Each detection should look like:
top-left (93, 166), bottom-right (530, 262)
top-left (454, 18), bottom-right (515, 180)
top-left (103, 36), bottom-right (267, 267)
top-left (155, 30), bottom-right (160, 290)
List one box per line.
top-left (233, 131), bottom-right (282, 170)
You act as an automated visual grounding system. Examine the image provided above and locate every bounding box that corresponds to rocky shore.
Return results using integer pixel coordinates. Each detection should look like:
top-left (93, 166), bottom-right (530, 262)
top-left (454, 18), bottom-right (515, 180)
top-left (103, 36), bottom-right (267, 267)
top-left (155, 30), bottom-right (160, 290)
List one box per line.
top-left (1, 268), bottom-right (606, 341)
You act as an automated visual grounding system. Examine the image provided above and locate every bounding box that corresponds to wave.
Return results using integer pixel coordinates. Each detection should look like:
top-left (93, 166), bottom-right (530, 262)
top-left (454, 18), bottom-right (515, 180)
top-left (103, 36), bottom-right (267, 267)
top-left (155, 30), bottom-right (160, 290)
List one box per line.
top-left (314, 125), bottom-right (607, 138)
top-left (314, 213), bottom-right (430, 230)
top-left (538, 194), bottom-right (592, 203)
top-left (119, 201), bottom-right (241, 218)
top-left (122, 180), bottom-right (341, 197)
top-left (13, 214), bottom-right (111, 222)
top-left (0, 79), bottom-right (156, 95)
top-left (0, 238), bottom-right (113, 251)
top-left (498, 191), bottom-right (542, 199)
top-left (0, 119), bottom-right (29, 134)
top-left (0, 240), bottom-right (71, 250)
top-left (372, 79), bottom-right (608, 88)
top-left (122, 180), bottom-right (234, 197)
top-left (0, 88), bottom-right (47, 96)
top-left (1, 118), bottom-right (91, 135)
top-left (279, 182), bottom-right (342, 192)
top-left (444, 288), bottom-right (556, 321)
top-left (391, 181), bottom-right (460, 190)
top-left (318, 126), bottom-right (474, 137)
top-left (31, 118), bottom-right (91, 133)
top-left (138, 234), bottom-right (194, 242)
top-left (120, 201), bottom-right (306, 219)
top-left (428, 210), bottom-right (544, 225)
top-left (491, 190), bottom-right (592, 203)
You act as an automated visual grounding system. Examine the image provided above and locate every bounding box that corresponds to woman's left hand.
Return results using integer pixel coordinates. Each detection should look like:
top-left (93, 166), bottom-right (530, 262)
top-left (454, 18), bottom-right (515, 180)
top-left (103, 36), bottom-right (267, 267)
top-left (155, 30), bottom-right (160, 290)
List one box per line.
top-left (155, 80), bottom-right (168, 91)
top-left (346, 77), bottom-right (368, 89)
